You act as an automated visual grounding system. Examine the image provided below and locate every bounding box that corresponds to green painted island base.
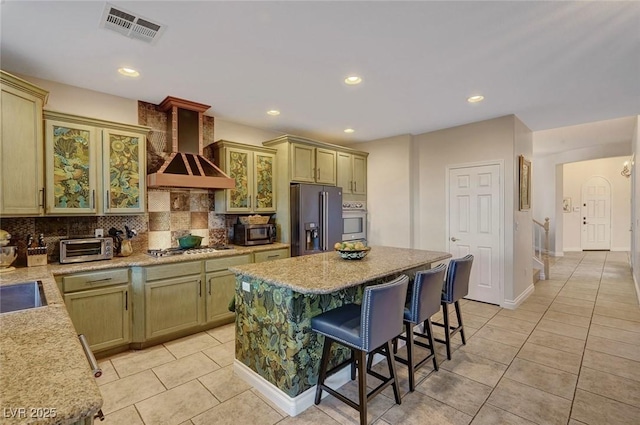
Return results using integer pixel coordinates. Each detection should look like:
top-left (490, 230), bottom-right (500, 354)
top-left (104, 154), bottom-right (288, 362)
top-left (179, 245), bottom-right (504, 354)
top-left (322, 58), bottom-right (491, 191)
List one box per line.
top-left (230, 246), bottom-right (452, 416)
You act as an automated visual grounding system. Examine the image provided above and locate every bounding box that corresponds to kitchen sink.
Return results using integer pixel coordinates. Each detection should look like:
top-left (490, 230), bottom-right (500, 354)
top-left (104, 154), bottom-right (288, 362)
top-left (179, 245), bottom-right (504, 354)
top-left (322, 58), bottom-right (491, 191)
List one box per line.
top-left (0, 281), bottom-right (47, 314)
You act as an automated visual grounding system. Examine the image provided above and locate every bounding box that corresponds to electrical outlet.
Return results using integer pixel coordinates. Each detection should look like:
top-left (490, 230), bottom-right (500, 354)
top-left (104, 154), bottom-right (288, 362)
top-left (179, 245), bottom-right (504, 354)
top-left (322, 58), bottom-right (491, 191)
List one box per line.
top-left (95, 228), bottom-right (104, 237)
top-left (242, 281), bottom-right (250, 292)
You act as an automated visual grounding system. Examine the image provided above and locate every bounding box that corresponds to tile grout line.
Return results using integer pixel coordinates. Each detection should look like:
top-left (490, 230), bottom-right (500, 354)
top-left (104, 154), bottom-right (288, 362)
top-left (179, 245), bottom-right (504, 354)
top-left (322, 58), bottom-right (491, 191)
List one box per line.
top-left (566, 251), bottom-right (607, 425)
top-left (467, 253), bottom-right (585, 425)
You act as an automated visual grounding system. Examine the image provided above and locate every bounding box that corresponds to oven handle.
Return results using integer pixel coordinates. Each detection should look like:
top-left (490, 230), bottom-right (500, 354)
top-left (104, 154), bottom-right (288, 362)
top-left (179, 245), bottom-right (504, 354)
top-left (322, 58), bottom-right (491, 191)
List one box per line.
top-left (78, 334), bottom-right (102, 378)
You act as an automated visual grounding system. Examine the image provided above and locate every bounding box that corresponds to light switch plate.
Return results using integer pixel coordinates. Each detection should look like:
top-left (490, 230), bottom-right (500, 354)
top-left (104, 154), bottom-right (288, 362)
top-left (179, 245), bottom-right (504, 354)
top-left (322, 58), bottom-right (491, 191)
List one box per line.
top-left (95, 228), bottom-right (104, 237)
top-left (242, 281), bottom-right (250, 292)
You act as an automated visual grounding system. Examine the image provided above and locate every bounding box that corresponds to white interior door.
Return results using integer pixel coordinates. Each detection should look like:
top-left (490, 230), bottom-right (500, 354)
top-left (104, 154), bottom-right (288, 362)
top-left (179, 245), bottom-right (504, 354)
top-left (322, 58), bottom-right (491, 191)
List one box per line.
top-left (448, 164), bottom-right (501, 305)
top-left (581, 176), bottom-right (611, 250)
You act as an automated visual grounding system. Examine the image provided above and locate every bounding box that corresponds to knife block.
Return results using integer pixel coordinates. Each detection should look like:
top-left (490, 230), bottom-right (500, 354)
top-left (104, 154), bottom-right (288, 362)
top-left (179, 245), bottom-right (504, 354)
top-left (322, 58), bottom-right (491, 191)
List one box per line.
top-left (27, 247), bottom-right (48, 267)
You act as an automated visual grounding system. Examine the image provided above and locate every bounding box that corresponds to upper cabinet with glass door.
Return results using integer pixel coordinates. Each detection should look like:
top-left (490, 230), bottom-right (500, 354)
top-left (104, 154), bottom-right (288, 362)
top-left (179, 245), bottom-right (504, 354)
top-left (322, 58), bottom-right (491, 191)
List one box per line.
top-left (44, 111), bottom-right (149, 215)
top-left (207, 140), bottom-right (277, 213)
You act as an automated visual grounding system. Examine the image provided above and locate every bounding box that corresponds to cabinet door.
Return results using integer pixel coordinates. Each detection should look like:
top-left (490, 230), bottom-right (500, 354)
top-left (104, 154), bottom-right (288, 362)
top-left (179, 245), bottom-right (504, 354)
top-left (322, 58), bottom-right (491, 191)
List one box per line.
top-left (64, 285), bottom-right (130, 352)
top-left (253, 151), bottom-right (276, 212)
top-left (45, 120), bottom-right (98, 214)
top-left (352, 154), bottom-right (367, 195)
top-left (103, 129), bottom-right (146, 213)
top-left (145, 275), bottom-right (202, 339)
top-left (205, 270), bottom-right (236, 323)
top-left (225, 148), bottom-right (252, 212)
top-left (0, 84), bottom-right (45, 215)
top-left (290, 143), bottom-right (316, 183)
top-left (316, 148), bottom-right (337, 185)
top-left (336, 152), bottom-right (352, 193)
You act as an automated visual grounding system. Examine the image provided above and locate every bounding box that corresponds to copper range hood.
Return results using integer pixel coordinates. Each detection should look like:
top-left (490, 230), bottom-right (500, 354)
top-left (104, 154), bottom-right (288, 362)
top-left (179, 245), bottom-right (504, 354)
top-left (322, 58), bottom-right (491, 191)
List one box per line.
top-left (146, 96), bottom-right (235, 189)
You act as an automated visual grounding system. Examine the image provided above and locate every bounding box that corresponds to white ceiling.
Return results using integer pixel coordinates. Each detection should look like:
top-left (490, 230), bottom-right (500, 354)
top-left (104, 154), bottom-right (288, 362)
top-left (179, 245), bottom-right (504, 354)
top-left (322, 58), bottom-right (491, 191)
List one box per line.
top-left (1, 1), bottom-right (638, 146)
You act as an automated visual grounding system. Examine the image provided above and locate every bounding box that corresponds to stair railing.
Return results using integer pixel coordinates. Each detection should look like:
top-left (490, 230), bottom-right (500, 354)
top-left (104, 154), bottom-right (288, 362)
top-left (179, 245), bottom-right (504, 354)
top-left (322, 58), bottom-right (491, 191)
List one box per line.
top-left (532, 217), bottom-right (550, 280)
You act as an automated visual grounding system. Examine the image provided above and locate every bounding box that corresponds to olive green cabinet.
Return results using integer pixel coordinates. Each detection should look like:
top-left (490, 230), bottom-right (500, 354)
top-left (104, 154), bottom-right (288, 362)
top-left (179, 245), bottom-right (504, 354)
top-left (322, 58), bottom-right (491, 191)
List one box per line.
top-left (58, 268), bottom-right (131, 353)
top-left (144, 262), bottom-right (203, 339)
top-left (208, 140), bottom-right (276, 213)
top-left (44, 111), bottom-right (149, 215)
top-left (0, 71), bottom-right (48, 215)
top-left (337, 151), bottom-right (367, 195)
top-left (204, 254), bottom-right (251, 324)
top-left (290, 143), bottom-right (336, 185)
top-left (253, 247), bottom-right (289, 263)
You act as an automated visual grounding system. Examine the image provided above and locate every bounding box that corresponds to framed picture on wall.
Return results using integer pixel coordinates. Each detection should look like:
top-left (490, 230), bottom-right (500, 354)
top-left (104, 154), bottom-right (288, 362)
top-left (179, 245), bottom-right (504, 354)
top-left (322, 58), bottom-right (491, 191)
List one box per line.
top-left (519, 155), bottom-right (531, 211)
top-left (563, 197), bottom-right (572, 213)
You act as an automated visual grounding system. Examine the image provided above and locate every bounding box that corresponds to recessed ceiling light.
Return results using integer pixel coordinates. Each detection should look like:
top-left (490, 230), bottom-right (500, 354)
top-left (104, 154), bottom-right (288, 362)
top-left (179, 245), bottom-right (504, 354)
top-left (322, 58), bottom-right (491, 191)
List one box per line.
top-left (344, 128), bottom-right (355, 134)
top-left (467, 95), bottom-right (484, 103)
top-left (267, 110), bottom-right (280, 116)
top-left (118, 67), bottom-right (140, 77)
top-left (344, 75), bottom-right (362, 85)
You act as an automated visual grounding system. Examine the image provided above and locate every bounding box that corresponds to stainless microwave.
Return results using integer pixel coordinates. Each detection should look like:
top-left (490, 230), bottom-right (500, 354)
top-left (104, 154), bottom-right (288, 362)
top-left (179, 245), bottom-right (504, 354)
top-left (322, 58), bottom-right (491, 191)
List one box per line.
top-left (233, 224), bottom-right (276, 246)
top-left (60, 237), bottom-right (113, 264)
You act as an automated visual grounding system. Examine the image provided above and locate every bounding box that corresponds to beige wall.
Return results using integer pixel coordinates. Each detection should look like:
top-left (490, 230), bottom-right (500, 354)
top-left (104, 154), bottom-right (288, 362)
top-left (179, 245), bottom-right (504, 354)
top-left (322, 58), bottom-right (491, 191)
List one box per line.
top-left (411, 115), bottom-right (526, 304)
top-left (632, 116), bottom-right (639, 298)
top-left (357, 134), bottom-right (413, 248)
top-left (214, 119), bottom-right (283, 147)
top-left (16, 73), bottom-right (139, 125)
top-left (562, 157), bottom-right (631, 251)
top-left (513, 116), bottom-right (534, 301)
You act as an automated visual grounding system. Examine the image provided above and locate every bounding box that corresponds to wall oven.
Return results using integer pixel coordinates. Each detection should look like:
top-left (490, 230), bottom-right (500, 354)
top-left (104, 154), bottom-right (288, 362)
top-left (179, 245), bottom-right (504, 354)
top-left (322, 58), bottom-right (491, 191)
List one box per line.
top-left (342, 201), bottom-right (367, 241)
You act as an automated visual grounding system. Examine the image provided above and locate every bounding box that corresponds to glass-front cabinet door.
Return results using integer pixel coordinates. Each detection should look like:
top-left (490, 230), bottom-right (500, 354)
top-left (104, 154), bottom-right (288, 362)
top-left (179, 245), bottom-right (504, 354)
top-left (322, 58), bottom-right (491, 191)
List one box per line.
top-left (103, 129), bottom-right (145, 213)
top-left (45, 119), bottom-right (98, 214)
top-left (253, 151), bottom-right (275, 212)
top-left (225, 147), bottom-right (251, 212)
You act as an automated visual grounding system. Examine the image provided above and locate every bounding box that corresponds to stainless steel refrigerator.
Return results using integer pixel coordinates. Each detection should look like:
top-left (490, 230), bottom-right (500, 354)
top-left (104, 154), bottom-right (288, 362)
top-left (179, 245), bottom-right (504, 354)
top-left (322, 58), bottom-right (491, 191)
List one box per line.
top-left (290, 183), bottom-right (343, 256)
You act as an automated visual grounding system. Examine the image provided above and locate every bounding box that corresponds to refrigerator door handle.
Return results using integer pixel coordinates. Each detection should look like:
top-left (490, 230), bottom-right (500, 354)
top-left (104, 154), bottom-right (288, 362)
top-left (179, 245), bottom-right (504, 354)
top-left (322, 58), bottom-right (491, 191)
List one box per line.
top-left (321, 191), bottom-right (328, 251)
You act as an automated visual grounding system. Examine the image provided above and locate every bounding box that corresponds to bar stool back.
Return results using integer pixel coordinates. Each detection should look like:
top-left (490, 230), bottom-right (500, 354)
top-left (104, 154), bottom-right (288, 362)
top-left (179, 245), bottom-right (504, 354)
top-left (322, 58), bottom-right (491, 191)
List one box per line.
top-left (311, 275), bottom-right (409, 425)
top-left (433, 254), bottom-right (474, 360)
top-left (394, 263), bottom-right (447, 391)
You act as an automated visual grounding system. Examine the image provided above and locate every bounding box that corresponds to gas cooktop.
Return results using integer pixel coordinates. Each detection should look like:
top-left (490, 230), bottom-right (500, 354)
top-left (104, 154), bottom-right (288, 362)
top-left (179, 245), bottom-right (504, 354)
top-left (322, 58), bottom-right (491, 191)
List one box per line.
top-left (147, 245), bottom-right (234, 257)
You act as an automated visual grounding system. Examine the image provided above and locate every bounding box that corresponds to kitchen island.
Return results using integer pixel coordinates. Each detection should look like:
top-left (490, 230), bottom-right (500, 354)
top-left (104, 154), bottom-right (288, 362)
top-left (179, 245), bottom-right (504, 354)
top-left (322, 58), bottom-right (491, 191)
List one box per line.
top-left (229, 246), bottom-right (451, 415)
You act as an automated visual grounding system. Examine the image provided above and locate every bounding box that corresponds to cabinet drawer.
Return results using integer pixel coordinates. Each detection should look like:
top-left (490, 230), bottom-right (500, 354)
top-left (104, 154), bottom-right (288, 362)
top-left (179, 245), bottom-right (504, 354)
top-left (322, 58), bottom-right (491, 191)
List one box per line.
top-left (62, 268), bottom-right (129, 293)
top-left (145, 261), bottom-right (202, 281)
top-left (205, 254), bottom-right (252, 272)
top-left (253, 248), bottom-right (289, 263)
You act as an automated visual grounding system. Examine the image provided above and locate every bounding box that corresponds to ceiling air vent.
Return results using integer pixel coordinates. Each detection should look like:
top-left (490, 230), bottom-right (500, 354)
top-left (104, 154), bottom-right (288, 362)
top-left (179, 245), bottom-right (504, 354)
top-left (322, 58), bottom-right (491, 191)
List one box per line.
top-left (100, 3), bottom-right (165, 44)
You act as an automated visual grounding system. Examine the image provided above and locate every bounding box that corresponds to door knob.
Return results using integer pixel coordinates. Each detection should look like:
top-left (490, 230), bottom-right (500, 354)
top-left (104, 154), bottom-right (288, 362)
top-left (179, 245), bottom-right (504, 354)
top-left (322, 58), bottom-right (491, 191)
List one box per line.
top-left (450, 237), bottom-right (459, 242)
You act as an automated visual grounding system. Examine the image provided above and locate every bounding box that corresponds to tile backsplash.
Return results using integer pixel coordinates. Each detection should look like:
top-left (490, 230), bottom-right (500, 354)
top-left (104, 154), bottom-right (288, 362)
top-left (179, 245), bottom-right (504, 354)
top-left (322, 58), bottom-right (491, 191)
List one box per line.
top-left (0, 189), bottom-right (239, 264)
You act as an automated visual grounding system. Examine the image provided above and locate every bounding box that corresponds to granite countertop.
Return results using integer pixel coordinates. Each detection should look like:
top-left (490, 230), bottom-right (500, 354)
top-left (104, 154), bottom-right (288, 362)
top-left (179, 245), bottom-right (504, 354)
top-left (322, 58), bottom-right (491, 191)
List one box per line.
top-left (0, 242), bottom-right (289, 425)
top-left (229, 246), bottom-right (451, 294)
top-left (0, 272), bottom-right (102, 425)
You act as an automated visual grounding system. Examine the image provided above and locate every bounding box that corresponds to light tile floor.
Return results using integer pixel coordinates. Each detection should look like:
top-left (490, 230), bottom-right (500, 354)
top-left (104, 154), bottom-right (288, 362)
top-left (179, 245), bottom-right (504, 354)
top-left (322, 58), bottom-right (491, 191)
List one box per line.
top-left (98, 251), bottom-right (640, 424)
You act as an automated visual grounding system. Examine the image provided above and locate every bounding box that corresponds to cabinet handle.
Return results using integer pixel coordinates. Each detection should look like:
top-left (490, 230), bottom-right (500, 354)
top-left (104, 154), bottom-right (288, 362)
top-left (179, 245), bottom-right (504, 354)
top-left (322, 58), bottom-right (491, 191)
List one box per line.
top-left (267, 254), bottom-right (279, 259)
top-left (86, 278), bottom-right (112, 284)
top-left (208, 278), bottom-right (212, 295)
top-left (354, 181), bottom-right (357, 192)
top-left (248, 195), bottom-right (251, 208)
top-left (39, 188), bottom-right (45, 208)
top-left (350, 181), bottom-right (353, 191)
top-left (125, 290), bottom-right (128, 311)
top-left (106, 190), bottom-right (110, 209)
top-left (198, 279), bottom-right (202, 297)
top-left (91, 190), bottom-right (96, 209)
top-left (317, 168), bottom-right (320, 180)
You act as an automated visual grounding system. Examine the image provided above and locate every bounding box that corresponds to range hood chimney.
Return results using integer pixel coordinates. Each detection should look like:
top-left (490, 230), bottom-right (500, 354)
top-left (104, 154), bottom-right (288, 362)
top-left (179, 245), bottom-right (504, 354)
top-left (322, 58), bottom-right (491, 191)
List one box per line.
top-left (146, 96), bottom-right (235, 189)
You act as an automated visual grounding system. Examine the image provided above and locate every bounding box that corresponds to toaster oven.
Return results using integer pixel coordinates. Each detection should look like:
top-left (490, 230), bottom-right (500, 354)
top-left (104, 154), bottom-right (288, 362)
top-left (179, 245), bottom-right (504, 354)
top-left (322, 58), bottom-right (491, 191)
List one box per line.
top-left (60, 237), bottom-right (113, 264)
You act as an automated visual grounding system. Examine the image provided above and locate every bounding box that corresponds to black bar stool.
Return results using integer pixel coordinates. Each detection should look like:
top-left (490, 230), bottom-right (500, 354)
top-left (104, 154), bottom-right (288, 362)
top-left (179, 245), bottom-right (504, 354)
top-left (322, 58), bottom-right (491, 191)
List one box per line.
top-left (311, 275), bottom-right (409, 425)
top-left (393, 263), bottom-right (447, 391)
top-left (431, 255), bottom-right (474, 360)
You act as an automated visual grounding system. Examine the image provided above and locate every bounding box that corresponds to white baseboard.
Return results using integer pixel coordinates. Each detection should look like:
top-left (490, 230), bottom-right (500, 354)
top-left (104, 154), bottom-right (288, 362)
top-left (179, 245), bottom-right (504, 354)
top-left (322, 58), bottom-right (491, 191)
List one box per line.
top-left (551, 251), bottom-right (564, 257)
top-left (563, 248), bottom-right (582, 252)
top-left (233, 352), bottom-right (389, 416)
top-left (634, 272), bottom-right (640, 306)
top-left (611, 247), bottom-right (632, 252)
top-left (501, 283), bottom-right (535, 310)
